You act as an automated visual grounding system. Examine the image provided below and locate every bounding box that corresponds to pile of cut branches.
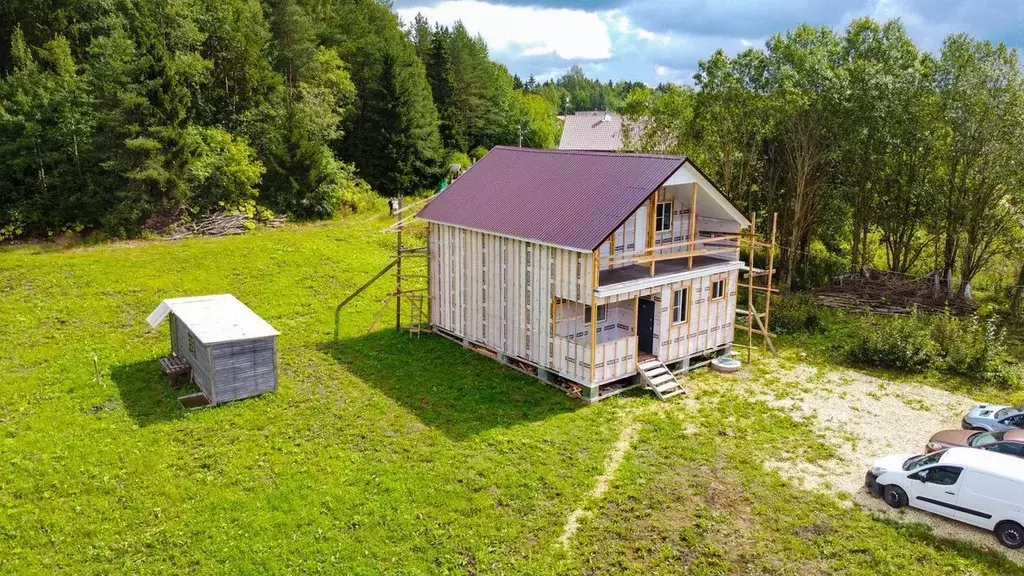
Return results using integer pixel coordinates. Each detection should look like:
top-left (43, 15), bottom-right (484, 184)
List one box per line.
top-left (817, 268), bottom-right (975, 316)
top-left (167, 212), bottom-right (286, 240)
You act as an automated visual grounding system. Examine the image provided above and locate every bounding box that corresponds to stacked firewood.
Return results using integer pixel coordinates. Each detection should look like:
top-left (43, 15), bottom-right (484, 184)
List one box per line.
top-left (167, 212), bottom-right (286, 240)
top-left (817, 268), bottom-right (975, 316)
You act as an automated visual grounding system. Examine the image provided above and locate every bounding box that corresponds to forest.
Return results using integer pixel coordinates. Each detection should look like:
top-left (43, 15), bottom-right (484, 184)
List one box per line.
top-left (617, 20), bottom-right (1024, 302)
top-left (0, 0), bottom-right (561, 238)
top-left (2, 3), bottom-right (1023, 309)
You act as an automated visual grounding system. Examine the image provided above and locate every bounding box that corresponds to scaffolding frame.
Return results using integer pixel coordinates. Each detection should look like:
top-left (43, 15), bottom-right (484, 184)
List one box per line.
top-left (734, 212), bottom-right (778, 362)
top-left (333, 194), bottom-right (435, 340)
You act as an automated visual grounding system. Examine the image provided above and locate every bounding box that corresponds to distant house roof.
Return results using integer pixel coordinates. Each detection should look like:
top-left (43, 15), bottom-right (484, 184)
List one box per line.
top-left (146, 294), bottom-right (279, 345)
top-left (558, 111), bottom-right (626, 151)
top-left (418, 146), bottom-right (747, 252)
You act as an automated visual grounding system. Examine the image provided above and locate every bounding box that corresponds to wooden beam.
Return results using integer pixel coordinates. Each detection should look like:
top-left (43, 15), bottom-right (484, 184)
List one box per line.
top-left (396, 196), bottom-right (403, 332)
top-left (590, 249), bottom-right (599, 383)
top-left (763, 213), bottom-right (778, 353)
top-left (599, 234), bottom-right (743, 267)
top-left (746, 212), bottom-right (755, 364)
top-left (647, 191), bottom-right (657, 277)
top-left (688, 182), bottom-right (698, 269)
top-left (619, 246), bottom-right (741, 267)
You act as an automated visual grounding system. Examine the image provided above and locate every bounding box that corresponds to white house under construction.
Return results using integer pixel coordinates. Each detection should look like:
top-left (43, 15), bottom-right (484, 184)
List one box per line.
top-left (418, 146), bottom-right (755, 402)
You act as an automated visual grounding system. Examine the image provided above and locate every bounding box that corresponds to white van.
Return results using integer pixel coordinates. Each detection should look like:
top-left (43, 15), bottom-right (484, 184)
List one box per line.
top-left (865, 447), bottom-right (1024, 548)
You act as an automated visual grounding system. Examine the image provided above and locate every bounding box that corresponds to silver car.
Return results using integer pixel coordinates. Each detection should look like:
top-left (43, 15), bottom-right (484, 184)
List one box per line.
top-left (962, 404), bottom-right (1024, 431)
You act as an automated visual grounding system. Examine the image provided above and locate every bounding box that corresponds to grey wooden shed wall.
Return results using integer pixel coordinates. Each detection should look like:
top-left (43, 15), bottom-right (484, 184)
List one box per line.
top-left (211, 338), bottom-right (278, 402)
top-left (169, 313), bottom-right (278, 404)
top-left (170, 314), bottom-right (215, 398)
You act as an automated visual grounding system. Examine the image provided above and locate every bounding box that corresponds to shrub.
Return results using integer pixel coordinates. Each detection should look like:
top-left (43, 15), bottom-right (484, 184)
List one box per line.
top-left (770, 294), bottom-right (827, 334)
top-left (469, 146), bottom-right (490, 160)
top-left (933, 312), bottom-right (1022, 388)
top-left (847, 311), bottom-right (935, 372)
top-left (447, 151), bottom-right (472, 173)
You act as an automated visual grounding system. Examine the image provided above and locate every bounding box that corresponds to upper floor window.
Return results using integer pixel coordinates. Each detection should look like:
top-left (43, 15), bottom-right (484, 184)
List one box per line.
top-left (655, 202), bottom-right (672, 233)
top-left (712, 279), bottom-right (725, 300)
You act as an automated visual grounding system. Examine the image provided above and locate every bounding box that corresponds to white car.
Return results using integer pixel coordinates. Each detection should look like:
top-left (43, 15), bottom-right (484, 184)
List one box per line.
top-left (865, 447), bottom-right (1024, 548)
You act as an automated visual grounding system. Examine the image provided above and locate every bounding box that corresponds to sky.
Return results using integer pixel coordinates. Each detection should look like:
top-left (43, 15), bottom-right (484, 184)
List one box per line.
top-left (393, 0), bottom-right (1024, 85)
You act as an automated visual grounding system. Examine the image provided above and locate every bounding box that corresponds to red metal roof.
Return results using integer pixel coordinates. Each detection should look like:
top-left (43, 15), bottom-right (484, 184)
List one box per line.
top-left (418, 146), bottom-right (685, 252)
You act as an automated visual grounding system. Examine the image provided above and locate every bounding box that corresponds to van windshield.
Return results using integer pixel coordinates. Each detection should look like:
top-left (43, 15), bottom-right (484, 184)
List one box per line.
top-left (903, 451), bottom-right (944, 471)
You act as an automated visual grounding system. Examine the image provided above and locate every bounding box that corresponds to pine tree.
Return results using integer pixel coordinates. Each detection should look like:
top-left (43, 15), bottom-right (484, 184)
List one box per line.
top-left (427, 25), bottom-right (464, 151)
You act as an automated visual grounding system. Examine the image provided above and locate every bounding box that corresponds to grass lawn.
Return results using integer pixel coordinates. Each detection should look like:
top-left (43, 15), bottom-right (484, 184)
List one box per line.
top-left (1, 211), bottom-right (1019, 575)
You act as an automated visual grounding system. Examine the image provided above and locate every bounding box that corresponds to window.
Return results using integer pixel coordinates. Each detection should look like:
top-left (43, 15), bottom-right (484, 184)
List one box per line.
top-left (1000, 414), bottom-right (1024, 427)
top-left (981, 442), bottom-right (1024, 457)
top-left (188, 332), bottom-right (195, 354)
top-left (672, 288), bottom-right (688, 323)
top-left (655, 202), bottom-right (672, 232)
top-left (711, 279), bottom-right (725, 300)
top-left (584, 304), bottom-right (607, 323)
top-left (969, 431), bottom-right (1004, 446)
top-left (914, 466), bottom-right (963, 486)
top-left (903, 451), bottom-right (943, 471)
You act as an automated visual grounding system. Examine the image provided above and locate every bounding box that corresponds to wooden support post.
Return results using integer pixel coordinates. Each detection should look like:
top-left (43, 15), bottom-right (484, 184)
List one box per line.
top-left (395, 196), bottom-right (403, 332)
top-left (633, 296), bottom-right (639, 337)
top-left (425, 223), bottom-right (431, 327)
top-left (647, 192), bottom-right (657, 277)
top-left (763, 213), bottom-right (778, 353)
top-left (688, 182), bottom-right (698, 269)
top-left (590, 250), bottom-right (599, 384)
top-left (746, 212), bottom-right (756, 364)
top-left (608, 234), bottom-right (615, 270)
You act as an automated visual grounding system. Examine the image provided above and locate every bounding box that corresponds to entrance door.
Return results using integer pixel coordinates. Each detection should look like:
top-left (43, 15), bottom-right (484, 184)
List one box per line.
top-left (637, 298), bottom-right (656, 355)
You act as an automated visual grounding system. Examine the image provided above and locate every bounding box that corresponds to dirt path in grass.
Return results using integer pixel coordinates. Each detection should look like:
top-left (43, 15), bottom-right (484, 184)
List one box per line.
top-left (559, 418), bottom-right (642, 547)
top-left (722, 360), bottom-right (1024, 563)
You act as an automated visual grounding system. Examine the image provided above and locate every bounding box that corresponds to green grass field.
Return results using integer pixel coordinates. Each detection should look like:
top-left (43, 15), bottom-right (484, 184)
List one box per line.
top-left (1, 211), bottom-right (1019, 574)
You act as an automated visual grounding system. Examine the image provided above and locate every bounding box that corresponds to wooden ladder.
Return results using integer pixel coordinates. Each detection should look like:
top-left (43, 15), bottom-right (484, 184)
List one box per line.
top-left (406, 294), bottom-right (425, 337)
top-left (637, 358), bottom-right (685, 400)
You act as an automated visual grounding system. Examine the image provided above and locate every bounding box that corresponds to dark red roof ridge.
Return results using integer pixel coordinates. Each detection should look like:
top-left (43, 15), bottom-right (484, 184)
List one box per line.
top-left (490, 145), bottom-right (684, 162)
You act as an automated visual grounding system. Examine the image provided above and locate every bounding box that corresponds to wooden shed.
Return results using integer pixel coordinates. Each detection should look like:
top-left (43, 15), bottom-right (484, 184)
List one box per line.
top-left (146, 294), bottom-right (279, 405)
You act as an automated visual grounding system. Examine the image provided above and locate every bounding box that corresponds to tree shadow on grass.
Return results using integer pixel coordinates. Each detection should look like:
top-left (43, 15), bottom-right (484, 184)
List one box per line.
top-left (109, 359), bottom-right (188, 427)
top-left (320, 330), bottom-right (580, 439)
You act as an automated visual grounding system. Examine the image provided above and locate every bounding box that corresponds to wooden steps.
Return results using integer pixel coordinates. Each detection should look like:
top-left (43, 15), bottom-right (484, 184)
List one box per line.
top-left (637, 358), bottom-right (685, 400)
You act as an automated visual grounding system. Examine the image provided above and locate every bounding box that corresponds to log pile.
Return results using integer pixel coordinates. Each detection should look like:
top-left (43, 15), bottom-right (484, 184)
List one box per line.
top-left (817, 268), bottom-right (976, 316)
top-left (167, 212), bottom-right (286, 240)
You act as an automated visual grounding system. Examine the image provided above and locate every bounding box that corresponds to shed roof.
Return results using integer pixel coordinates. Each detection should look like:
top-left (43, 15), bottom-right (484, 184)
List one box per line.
top-left (418, 146), bottom-right (686, 251)
top-left (558, 111), bottom-right (627, 151)
top-left (146, 294), bottom-right (279, 345)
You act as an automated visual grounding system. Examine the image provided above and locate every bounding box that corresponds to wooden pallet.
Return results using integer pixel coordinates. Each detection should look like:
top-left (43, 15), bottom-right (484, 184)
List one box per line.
top-left (159, 356), bottom-right (191, 377)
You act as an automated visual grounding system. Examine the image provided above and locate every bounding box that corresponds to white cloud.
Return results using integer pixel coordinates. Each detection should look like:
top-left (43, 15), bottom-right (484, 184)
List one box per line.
top-left (398, 1), bottom-right (612, 60)
top-left (605, 10), bottom-right (664, 43)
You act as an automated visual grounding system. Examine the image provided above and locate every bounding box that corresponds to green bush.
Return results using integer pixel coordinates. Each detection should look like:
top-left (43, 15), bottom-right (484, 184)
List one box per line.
top-left (847, 311), bottom-right (935, 372)
top-left (447, 151), bottom-right (472, 173)
top-left (770, 294), bottom-right (827, 334)
top-left (932, 312), bottom-right (1022, 388)
top-left (469, 146), bottom-right (489, 160)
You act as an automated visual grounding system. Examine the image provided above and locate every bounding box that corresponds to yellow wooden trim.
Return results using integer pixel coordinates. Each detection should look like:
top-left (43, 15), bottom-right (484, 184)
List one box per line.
top-left (670, 285), bottom-right (691, 325)
top-left (688, 182), bottom-right (698, 268)
top-left (590, 249), bottom-right (599, 383)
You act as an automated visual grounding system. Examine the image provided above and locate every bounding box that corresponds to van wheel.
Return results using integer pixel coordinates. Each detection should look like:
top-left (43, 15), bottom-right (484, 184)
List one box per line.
top-left (996, 521), bottom-right (1024, 549)
top-left (882, 485), bottom-right (908, 509)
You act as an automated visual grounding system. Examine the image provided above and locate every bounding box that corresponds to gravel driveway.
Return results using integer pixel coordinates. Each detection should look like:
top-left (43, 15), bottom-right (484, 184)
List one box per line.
top-left (719, 358), bottom-right (1023, 563)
